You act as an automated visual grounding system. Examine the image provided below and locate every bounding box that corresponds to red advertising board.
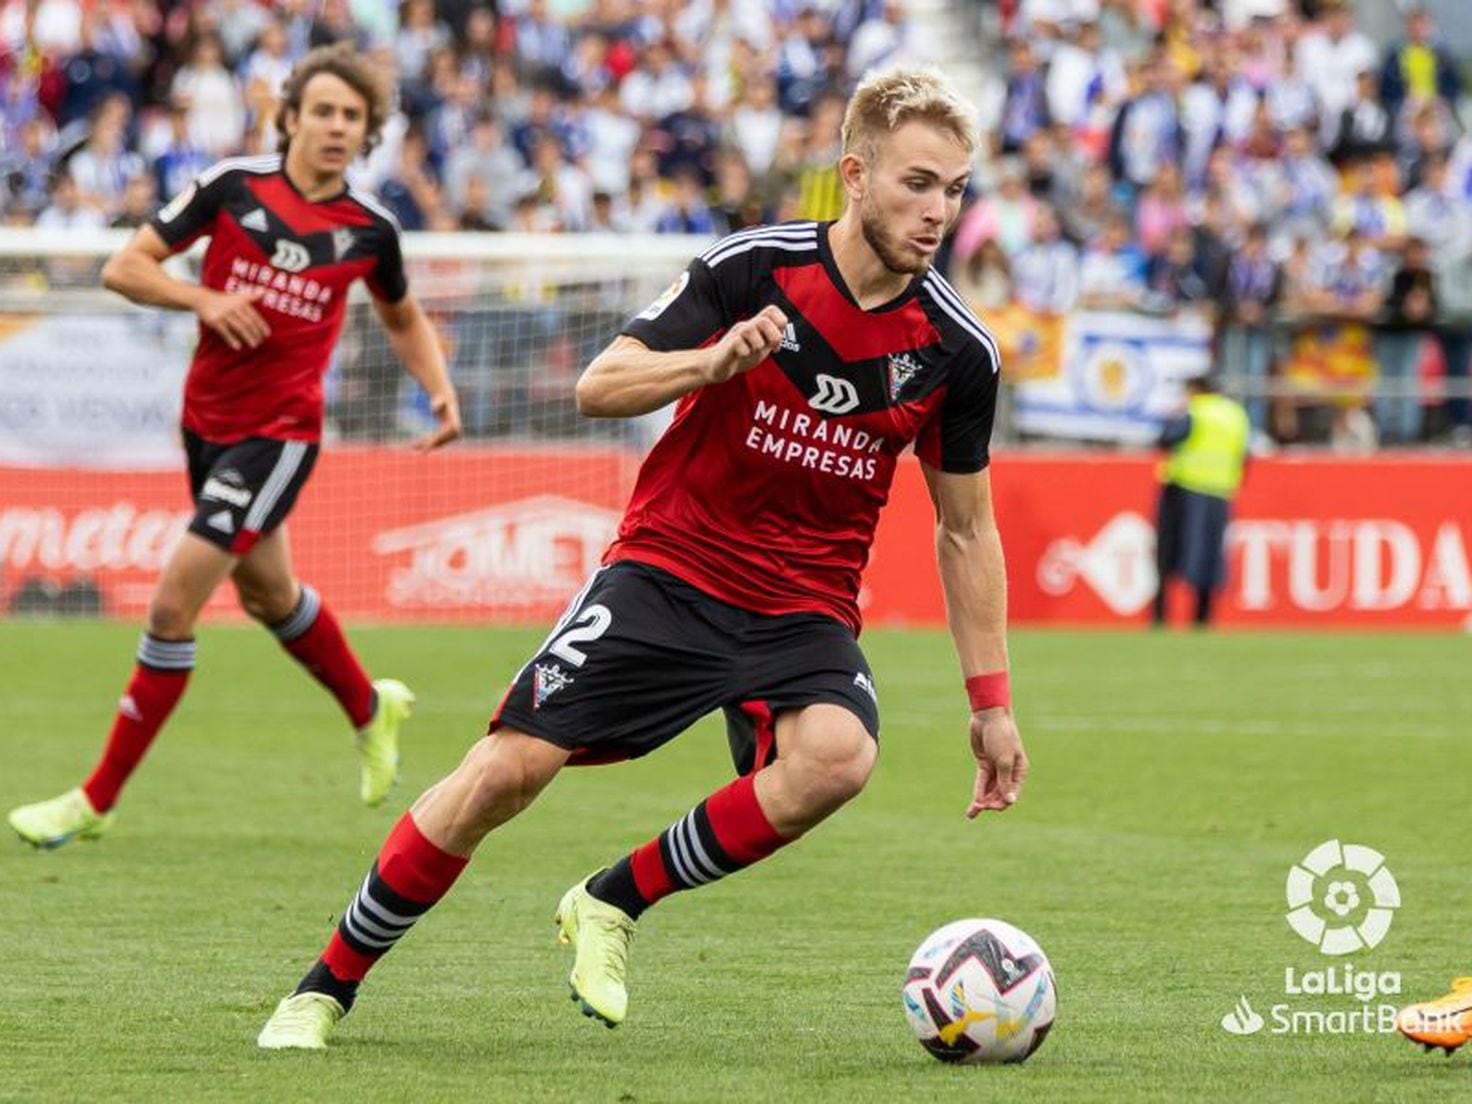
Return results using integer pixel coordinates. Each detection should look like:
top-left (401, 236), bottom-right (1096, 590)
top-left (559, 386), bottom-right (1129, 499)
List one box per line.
top-left (3, 449), bottom-right (1469, 628)
top-left (0, 447), bottom-right (636, 623)
top-left (867, 453), bottom-right (1472, 629)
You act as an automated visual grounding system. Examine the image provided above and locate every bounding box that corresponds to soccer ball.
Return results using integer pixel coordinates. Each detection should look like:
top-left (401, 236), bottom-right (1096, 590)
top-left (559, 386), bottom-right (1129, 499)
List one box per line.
top-left (901, 918), bottom-right (1057, 1064)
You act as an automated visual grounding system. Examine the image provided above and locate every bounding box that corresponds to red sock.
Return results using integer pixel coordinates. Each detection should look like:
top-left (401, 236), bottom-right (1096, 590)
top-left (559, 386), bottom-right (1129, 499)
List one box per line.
top-left (319, 813), bottom-right (469, 983)
top-left (81, 635), bottom-right (195, 813)
top-left (589, 772), bottom-right (790, 918)
top-left (270, 585), bottom-right (374, 728)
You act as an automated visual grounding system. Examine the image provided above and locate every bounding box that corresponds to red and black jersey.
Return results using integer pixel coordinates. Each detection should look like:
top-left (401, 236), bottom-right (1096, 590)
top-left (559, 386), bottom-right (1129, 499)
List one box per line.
top-left (148, 153), bottom-right (407, 444)
top-left (613, 220), bottom-right (1001, 633)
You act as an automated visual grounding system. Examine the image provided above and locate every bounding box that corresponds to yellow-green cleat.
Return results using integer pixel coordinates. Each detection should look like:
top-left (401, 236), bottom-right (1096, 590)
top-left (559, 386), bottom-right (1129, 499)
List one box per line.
top-left (257, 992), bottom-right (346, 1050)
top-left (8, 787), bottom-right (114, 850)
top-left (555, 873), bottom-right (637, 1027)
top-left (357, 678), bottom-right (414, 807)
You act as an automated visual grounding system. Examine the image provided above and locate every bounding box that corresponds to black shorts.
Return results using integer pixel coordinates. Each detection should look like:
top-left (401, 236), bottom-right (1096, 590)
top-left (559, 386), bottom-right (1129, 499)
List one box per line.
top-left (183, 429), bottom-right (319, 555)
top-left (490, 561), bottom-right (880, 771)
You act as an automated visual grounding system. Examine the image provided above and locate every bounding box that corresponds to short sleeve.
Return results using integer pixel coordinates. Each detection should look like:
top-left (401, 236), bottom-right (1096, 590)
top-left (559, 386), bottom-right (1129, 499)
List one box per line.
top-left (620, 257), bottom-right (730, 351)
top-left (915, 346), bottom-right (1000, 474)
top-left (366, 225), bottom-right (408, 303)
top-left (147, 169), bottom-right (230, 251)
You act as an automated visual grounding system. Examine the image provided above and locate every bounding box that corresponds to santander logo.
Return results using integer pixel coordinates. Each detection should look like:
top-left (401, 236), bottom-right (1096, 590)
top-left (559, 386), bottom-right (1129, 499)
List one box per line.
top-left (1038, 512), bottom-right (1472, 619)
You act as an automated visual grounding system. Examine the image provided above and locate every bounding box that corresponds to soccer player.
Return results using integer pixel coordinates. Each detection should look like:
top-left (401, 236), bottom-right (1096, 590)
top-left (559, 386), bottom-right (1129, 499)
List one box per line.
top-left (8, 44), bottom-right (461, 850)
top-left (257, 68), bottom-right (1026, 1049)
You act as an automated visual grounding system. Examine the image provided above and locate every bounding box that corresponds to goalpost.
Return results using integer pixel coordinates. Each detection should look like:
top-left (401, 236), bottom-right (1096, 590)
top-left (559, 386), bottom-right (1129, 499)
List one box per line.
top-left (0, 229), bottom-right (707, 625)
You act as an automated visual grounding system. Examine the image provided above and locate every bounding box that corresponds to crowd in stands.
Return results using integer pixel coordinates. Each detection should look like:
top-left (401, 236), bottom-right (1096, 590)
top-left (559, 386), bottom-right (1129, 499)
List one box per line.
top-left (954, 0), bottom-right (1472, 445)
top-left (2, 0), bottom-right (1470, 444)
top-left (0, 0), bottom-right (926, 238)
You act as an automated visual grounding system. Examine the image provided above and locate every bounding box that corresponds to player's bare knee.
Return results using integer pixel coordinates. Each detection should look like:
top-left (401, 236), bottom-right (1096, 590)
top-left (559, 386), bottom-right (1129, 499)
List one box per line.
top-left (460, 734), bottom-right (556, 825)
top-left (821, 735), bottom-right (877, 806)
top-left (234, 579), bottom-right (296, 624)
top-left (786, 725), bottom-right (876, 812)
top-left (145, 594), bottom-right (195, 639)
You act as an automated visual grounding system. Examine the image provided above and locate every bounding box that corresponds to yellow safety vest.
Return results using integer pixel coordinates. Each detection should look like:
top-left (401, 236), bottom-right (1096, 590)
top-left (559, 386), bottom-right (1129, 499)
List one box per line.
top-left (1162, 393), bottom-right (1250, 499)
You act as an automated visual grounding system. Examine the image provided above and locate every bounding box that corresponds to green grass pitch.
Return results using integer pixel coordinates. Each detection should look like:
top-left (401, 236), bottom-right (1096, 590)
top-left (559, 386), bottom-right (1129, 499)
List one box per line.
top-left (2, 621), bottom-right (1470, 1102)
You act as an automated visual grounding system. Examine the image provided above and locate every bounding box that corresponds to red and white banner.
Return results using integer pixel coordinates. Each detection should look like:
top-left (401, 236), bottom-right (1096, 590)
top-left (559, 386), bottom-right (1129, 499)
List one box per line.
top-left (868, 453), bottom-right (1472, 629)
top-left (3, 449), bottom-right (1469, 628)
top-left (0, 447), bottom-right (635, 623)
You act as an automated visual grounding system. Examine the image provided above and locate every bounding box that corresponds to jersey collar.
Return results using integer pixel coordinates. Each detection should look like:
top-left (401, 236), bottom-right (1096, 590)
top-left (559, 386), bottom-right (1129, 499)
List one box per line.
top-left (816, 220), bottom-right (923, 314)
top-left (281, 160), bottom-right (349, 205)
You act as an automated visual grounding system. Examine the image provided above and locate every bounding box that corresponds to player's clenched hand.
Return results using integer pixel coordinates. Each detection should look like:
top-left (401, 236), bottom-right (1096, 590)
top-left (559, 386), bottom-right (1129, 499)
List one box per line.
top-left (197, 288), bottom-right (270, 351)
top-left (414, 390), bottom-right (463, 451)
top-left (705, 305), bottom-right (788, 384)
top-left (966, 709), bottom-right (1028, 818)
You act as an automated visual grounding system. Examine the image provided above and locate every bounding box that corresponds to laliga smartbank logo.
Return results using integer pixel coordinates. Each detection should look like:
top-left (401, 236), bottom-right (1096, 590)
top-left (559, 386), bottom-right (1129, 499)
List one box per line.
top-left (1285, 839), bottom-right (1400, 954)
top-left (1220, 840), bottom-right (1408, 1038)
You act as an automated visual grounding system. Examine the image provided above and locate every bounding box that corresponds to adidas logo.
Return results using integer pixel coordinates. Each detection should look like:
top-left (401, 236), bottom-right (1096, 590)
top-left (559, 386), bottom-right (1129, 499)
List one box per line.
top-left (206, 509), bottom-right (235, 534)
top-left (240, 208), bottom-right (268, 232)
top-left (779, 322), bottom-right (800, 353)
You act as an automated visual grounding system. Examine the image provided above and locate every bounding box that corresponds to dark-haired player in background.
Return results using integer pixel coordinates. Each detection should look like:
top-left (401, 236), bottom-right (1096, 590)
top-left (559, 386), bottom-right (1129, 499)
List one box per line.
top-left (8, 44), bottom-right (461, 850)
top-left (258, 67), bottom-right (1024, 1050)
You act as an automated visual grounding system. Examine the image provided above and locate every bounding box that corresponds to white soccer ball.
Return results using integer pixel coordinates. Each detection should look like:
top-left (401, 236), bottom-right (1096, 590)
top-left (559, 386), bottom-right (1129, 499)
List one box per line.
top-left (901, 918), bottom-right (1057, 1064)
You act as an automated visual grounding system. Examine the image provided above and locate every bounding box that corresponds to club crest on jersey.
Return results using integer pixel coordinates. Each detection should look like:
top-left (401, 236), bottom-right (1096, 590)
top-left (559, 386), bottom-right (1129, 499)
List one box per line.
top-left (533, 662), bottom-right (574, 708)
top-left (887, 352), bottom-right (923, 402)
top-left (809, 373), bottom-right (861, 415)
top-left (331, 228), bottom-right (356, 261)
top-left (270, 239), bottom-right (311, 273)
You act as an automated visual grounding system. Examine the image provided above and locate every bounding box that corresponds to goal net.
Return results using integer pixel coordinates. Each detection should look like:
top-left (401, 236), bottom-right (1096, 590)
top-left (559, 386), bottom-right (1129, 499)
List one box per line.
top-left (0, 229), bottom-right (705, 625)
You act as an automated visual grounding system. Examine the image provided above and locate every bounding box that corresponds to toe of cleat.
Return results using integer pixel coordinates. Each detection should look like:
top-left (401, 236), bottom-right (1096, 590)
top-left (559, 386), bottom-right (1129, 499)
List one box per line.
top-left (569, 985), bottom-right (616, 1028)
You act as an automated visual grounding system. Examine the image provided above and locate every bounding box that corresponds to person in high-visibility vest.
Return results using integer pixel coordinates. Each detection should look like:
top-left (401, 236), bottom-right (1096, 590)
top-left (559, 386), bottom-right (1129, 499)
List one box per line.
top-left (1152, 376), bottom-right (1250, 628)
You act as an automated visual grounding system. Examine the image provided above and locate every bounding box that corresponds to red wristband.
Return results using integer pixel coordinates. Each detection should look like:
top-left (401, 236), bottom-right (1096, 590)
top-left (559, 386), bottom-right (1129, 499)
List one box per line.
top-left (965, 671), bottom-right (1011, 711)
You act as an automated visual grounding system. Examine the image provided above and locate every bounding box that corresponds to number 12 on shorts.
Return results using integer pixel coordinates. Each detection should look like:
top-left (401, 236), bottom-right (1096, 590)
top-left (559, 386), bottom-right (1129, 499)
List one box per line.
top-left (548, 604), bottom-right (611, 667)
top-left (529, 569), bottom-right (613, 671)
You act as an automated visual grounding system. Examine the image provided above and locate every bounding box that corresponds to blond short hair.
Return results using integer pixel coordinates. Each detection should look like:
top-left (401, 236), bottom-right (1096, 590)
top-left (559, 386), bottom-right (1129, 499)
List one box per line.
top-left (841, 68), bottom-right (978, 164)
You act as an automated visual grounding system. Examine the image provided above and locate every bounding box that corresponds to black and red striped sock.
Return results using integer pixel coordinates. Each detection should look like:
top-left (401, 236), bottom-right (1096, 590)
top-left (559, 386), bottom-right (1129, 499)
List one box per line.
top-left (587, 773), bottom-right (790, 919)
top-left (269, 585), bottom-right (375, 728)
top-left (297, 812), bottom-right (468, 1009)
top-left (81, 634), bottom-right (195, 813)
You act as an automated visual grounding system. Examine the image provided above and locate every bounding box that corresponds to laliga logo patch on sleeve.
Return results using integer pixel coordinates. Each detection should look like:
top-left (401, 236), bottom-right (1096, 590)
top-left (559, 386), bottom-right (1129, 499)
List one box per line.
top-left (637, 271), bottom-right (689, 320)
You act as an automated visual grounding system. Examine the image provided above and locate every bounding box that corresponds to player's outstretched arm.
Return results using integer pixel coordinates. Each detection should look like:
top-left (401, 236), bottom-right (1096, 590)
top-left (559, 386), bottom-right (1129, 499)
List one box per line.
top-left (920, 463), bottom-right (1028, 818)
top-left (102, 226), bottom-right (270, 351)
top-left (576, 305), bottom-right (789, 418)
top-left (372, 293), bottom-right (461, 451)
